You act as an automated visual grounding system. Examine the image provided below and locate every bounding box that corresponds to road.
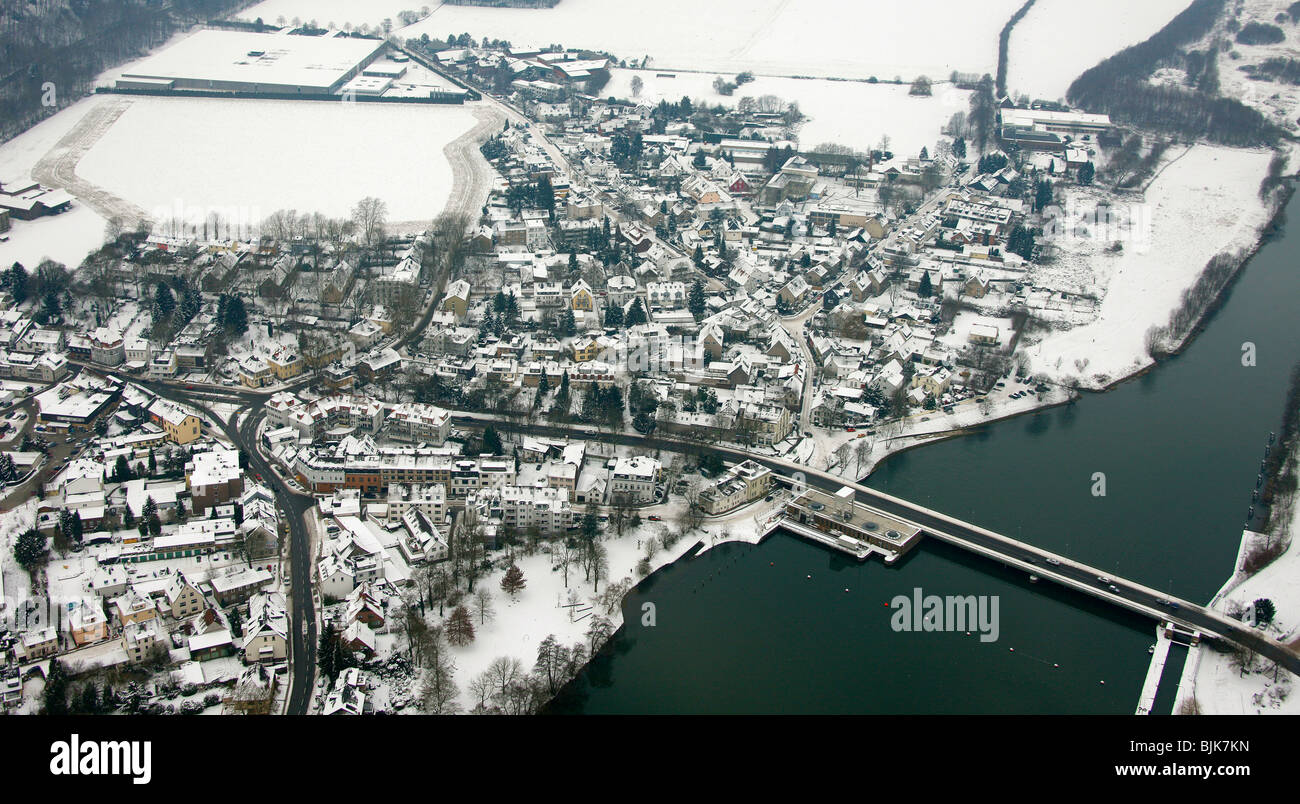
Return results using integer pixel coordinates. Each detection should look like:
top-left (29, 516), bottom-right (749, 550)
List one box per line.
top-left (778, 301), bottom-right (821, 435)
top-left (235, 401), bottom-right (318, 715)
top-left (79, 367), bottom-right (319, 713)
top-left (45, 70), bottom-right (1295, 709)
top-left (444, 411), bottom-right (1300, 677)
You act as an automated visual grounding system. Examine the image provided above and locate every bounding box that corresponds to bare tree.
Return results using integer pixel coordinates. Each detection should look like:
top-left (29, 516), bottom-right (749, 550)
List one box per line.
top-left (608, 493), bottom-right (635, 537)
top-left (433, 211), bottom-right (474, 279)
top-left (471, 586), bottom-right (495, 625)
top-left (485, 656), bottom-right (523, 704)
top-left (419, 626), bottom-right (459, 714)
top-left (679, 479), bottom-right (705, 532)
top-left (833, 440), bottom-right (853, 471)
top-left (554, 537), bottom-right (578, 588)
top-left (853, 439), bottom-right (872, 477)
top-left (352, 197), bottom-right (388, 258)
top-left (585, 615), bottom-right (615, 656)
top-left (468, 671), bottom-right (496, 712)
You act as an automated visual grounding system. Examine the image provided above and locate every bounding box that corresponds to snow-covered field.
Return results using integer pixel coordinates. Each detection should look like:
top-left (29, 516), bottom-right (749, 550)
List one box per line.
top-left (1022, 144), bottom-right (1275, 388)
top-left (605, 69), bottom-right (967, 157)
top-left (0, 95), bottom-right (109, 269)
top-left (0, 499), bottom-right (39, 631)
top-left (391, 0), bottom-right (1024, 79)
top-left (237, 0), bottom-right (418, 31)
top-left (1005, 0), bottom-right (1194, 102)
top-left (0, 206), bottom-right (106, 271)
top-left (75, 96), bottom-right (480, 225)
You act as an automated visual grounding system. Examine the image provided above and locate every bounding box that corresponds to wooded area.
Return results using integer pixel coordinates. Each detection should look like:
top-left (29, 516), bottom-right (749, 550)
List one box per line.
top-left (0, 0), bottom-right (246, 143)
top-left (1066, 0), bottom-right (1283, 147)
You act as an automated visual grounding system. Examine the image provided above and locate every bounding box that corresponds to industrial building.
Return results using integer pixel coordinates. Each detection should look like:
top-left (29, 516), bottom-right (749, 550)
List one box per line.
top-left (999, 108), bottom-right (1111, 151)
top-left (115, 30), bottom-right (387, 95)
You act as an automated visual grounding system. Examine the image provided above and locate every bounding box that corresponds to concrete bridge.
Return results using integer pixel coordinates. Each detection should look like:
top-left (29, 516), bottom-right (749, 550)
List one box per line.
top-left (450, 412), bottom-right (1300, 676)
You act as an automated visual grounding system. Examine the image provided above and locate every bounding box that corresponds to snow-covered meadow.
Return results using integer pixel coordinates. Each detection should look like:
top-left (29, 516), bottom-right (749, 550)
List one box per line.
top-left (0, 95), bottom-right (109, 269)
top-left (0, 206), bottom-right (106, 272)
top-left (1005, 0), bottom-right (1194, 102)
top-left (75, 96), bottom-right (480, 225)
top-left (1021, 144), bottom-right (1275, 388)
top-left (605, 68), bottom-right (967, 157)
top-left (390, 0), bottom-right (1025, 79)
top-left (237, 0), bottom-right (419, 32)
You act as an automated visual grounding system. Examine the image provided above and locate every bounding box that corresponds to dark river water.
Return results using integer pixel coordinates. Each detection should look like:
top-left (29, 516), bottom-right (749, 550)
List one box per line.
top-left (545, 191), bottom-right (1300, 714)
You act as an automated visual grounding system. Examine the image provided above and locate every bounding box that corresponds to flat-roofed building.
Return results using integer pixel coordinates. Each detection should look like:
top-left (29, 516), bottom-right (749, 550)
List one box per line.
top-left (116, 30), bottom-right (386, 95)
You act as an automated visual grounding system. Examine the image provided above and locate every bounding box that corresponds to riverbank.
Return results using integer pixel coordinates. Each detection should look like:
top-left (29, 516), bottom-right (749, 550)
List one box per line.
top-left (1174, 359), bottom-right (1300, 715)
top-left (1022, 144), bottom-right (1277, 390)
top-left (1174, 504), bottom-right (1298, 713)
top-left (428, 484), bottom-right (782, 713)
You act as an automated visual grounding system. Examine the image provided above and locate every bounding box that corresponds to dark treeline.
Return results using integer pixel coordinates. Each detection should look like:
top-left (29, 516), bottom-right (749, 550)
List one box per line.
top-left (442, 0), bottom-right (560, 6)
top-left (1067, 0), bottom-right (1283, 147)
top-left (1249, 56), bottom-right (1300, 84)
top-left (1146, 251), bottom-right (1244, 359)
top-left (1235, 21), bottom-right (1286, 45)
top-left (0, 0), bottom-right (246, 143)
top-left (1259, 360), bottom-right (1300, 533)
top-left (995, 0), bottom-right (1037, 97)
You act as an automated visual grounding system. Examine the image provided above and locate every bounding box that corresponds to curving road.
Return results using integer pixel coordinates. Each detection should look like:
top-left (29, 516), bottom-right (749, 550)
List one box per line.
top-left (79, 368), bottom-right (319, 713)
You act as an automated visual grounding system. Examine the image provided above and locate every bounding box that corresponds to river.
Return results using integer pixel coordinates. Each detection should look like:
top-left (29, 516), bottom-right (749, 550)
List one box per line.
top-left (544, 191), bottom-right (1300, 715)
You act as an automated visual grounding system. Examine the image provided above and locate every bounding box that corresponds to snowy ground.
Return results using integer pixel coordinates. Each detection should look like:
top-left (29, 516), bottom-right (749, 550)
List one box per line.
top-left (0, 94), bottom-right (110, 270)
top-left (1005, 0), bottom-right (1194, 103)
top-left (605, 68), bottom-right (967, 157)
top-left (0, 500), bottom-right (39, 630)
top-left (75, 96), bottom-right (480, 226)
top-left (393, 0), bottom-right (1024, 80)
top-left (400, 490), bottom-right (778, 713)
top-left (1176, 493), bottom-right (1300, 714)
top-left (236, 0), bottom-right (420, 33)
top-left (1020, 144), bottom-right (1275, 389)
top-left (810, 381), bottom-right (1073, 481)
top-left (1203, 0), bottom-right (1300, 141)
top-left (0, 205), bottom-right (106, 272)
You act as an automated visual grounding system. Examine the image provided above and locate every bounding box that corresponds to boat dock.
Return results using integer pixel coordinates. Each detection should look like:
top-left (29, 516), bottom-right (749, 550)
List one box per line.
top-left (1135, 622), bottom-right (1200, 714)
top-left (1135, 627), bottom-right (1173, 715)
